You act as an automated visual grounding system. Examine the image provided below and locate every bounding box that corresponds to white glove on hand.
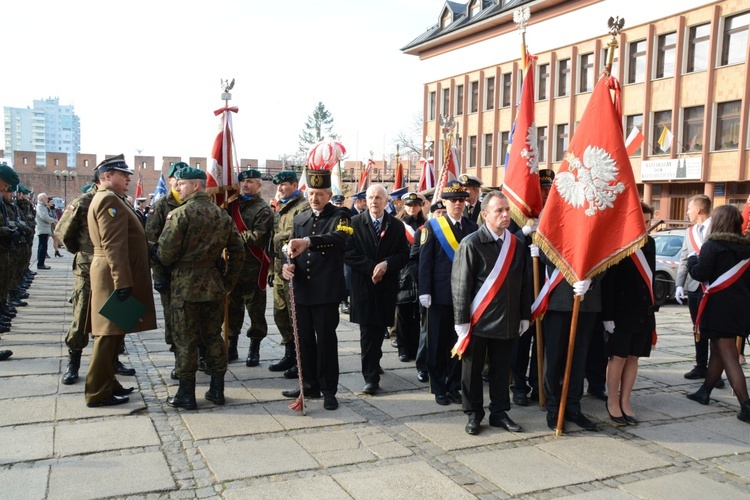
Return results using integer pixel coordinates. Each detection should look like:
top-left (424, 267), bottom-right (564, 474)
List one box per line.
top-left (419, 294), bottom-right (432, 308)
top-left (522, 224), bottom-right (538, 236)
top-left (675, 286), bottom-right (685, 305)
top-left (573, 279), bottom-right (592, 296)
top-left (529, 244), bottom-right (540, 258)
top-left (518, 319), bottom-right (530, 335)
top-left (603, 321), bottom-right (615, 334)
top-left (454, 323), bottom-right (470, 341)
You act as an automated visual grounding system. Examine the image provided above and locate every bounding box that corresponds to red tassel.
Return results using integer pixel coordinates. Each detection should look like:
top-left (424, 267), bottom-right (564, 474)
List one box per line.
top-left (289, 396), bottom-right (304, 412)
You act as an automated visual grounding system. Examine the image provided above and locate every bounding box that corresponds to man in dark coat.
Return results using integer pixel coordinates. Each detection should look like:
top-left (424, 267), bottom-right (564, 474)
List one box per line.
top-left (345, 184), bottom-right (409, 394)
top-left (458, 174), bottom-right (483, 224)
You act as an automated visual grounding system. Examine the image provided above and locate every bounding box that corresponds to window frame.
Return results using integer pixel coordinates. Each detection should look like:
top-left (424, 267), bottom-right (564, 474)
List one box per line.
top-left (714, 100), bottom-right (741, 151)
top-left (557, 58), bottom-right (571, 97)
top-left (685, 23), bottom-right (710, 73)
top-left (483, 133), bottom-right (493, 167)
top-left (537, 126), bottom-right (547, 164)
top-left (578, 53), bottom-right (594, 93)
top-left (537, 63), bottom-right (549, 101)
top-left (469, 81), bottom-right (479, 113)
top-left (555, 124), bottom-right (569, 162)
top-left (484, 76), bottom-right (495, 110)
top-left (655, 31), bottom-right (677, 79)
top-left (627, 39), bottom-right (647, 84)
top-left (721, 12), bottom-right (749, 66)
top-left (455, 84), bottom-right (464, 116)
top-left (682, 105), bottom-right (704, 153)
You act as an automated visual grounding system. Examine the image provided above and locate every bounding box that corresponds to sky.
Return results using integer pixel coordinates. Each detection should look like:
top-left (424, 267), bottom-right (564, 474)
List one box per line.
top-left (3, 0), bottom-right (446, 167)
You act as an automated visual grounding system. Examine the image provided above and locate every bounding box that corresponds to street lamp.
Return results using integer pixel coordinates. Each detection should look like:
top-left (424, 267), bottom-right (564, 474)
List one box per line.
top-left (54, 170), bottom-right (77, 203)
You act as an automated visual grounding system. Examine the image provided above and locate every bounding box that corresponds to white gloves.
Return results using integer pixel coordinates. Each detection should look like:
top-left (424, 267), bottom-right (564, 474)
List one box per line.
top-left (454, 323), bottom-right (470, 341)
top-left (529, 244), bottom-right (540, 258)
top-left (675, 286), bottom-right (685, 304)
top-left (522, 224), bottom-right (538, 236)
top-left (518, 320), bottom-right (530, 335)
top-left (573, 279), bottom-right (592, 296)
top-left (603, 321), bottom-right (615, 334)
top-left (419, 294), bottom-right (432, 308)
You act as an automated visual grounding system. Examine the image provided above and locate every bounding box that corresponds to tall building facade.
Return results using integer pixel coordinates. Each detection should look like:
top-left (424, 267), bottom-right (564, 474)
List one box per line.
top-left (403, 0), bottom-right (750, 223)
top-left (4, 97), bottom-right (81, 167)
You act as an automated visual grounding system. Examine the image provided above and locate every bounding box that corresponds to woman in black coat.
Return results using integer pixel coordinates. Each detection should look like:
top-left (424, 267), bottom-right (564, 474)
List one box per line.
top-left (686, 204), bottom-right (750, 423)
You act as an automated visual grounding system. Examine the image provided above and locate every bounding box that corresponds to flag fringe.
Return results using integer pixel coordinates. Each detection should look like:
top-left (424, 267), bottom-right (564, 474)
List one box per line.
top-left (509, 203), bottom-right (534, 229)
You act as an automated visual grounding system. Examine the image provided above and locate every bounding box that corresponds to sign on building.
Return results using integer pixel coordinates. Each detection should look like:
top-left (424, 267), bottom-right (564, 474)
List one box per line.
top-left (640, 157), bottom-right (702, 181)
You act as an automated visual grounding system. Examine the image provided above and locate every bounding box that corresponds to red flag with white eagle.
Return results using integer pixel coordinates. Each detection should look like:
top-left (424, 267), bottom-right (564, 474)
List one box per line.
top-left (533, 76), bottom-right (647, 284)
top-left (207, 106), bottom-right (239, 206)
top-left (503, 54), bottom-right (541, 226)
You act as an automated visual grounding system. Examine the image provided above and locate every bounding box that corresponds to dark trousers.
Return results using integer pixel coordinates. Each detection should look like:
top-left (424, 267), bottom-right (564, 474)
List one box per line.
top-left (462, 335), bottom-right (514, 422)
top-left (511, 325), bottom-right (538, 395)
top-left (543, 310), bottom-right (597, 414)
top-left (360, 325), bottom-right (385, 384)
top-left (296, 303), bottom-right (339, 395)
top-left (37, 234), bottom-right (49, 267)
top-left (85, 335), bottom-right (125, 404)
top-left (415, 305), bottom-right (428, 372)
top-left (688, 289), bottom-right (709, 368)
top-left (585, 317), bottom-right (608, 392)
top-left (395, 302), bottom-right (420, 359)
top-left (426, 304), bottom-right (460, 395)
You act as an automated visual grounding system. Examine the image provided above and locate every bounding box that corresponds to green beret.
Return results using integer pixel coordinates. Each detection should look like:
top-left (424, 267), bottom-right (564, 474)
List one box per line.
top-left (272, 170), bottom-right (298, 185)
top-left (168, 161), bottom-right (190, 178)
top-left (174, 167), bottom-right (207, 181)
top-left (0, 163), bottom-right (20, 187)
top-left (81, 183), bottom-right (95, 193)
top-left (19, 185), bottom-right (31, 195)
top-left (238, 169), bottom-right (262, 181)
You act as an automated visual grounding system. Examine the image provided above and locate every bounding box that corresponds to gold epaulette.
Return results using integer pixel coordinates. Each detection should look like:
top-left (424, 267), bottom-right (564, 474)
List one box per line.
top-left (336, 221), bottom-right (354, 235)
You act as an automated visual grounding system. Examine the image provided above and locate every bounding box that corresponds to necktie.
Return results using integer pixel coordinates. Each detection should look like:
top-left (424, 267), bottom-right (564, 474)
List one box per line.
top-left (497, 237), bottom-right (504, 247)
top-left (456, 221), bottom-right (462, 232)
top-left (373, 218), bottom-right (380, 235)
top-left (468, 206), bottom-right (472, 217)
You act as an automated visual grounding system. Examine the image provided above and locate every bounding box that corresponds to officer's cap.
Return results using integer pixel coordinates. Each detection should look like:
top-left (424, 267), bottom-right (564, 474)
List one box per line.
top-left (441, 180), bottom-right (470, 199)
top-left (539, 169), bottom-right (555, 187)
top-left (331, 194), bottom-right (345, 204)
top-left (168, 161), bottom-right (190, 179)
top-left (402, 192), bottom-right (426, 206)
top-left (0, 162), bottom-right (20, 187)
top-left (390, 187), bottom-right (408, 200)
top-left (430, 200), bottom-right (446, 212)
top-left (174, 167), bottom-right (207, 181)
top-left (273, 170), bottom-right (298, 185)
top-left (352, 190), bottom-right (366, 201)
top-left (238, 169), bottom-right (262, 181)
top-left (96, 154), bottom-right (133, 175)
top-left (458, 174), bottom-right (483, 188)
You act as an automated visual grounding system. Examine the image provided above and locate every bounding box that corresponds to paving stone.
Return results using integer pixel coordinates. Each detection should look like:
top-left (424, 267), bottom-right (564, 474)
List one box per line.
top-left (634, 392), bottom-right (725, 419)
top-left (0, 425), bottom-right (54, 464)
top-left (339, 370), bottom-right (422, 395)
top-left (266, 400), bottom-right (367, 430)
top-left (0, 357), bottom-right (60, 377)
top-left (55, 416), bottom-right (161, 456)
top-left (0, 465), bottom-right (49, 499)
top-left (181, 404), bottom-right (284, 440)
top-left (225, 475), bottom-right (351, 499)
top-left (629, 420), bottom-right (750, 460)
top-left (363, 389), bottom-right (460, 419)
top-left (55, 392), bottom-right (148, 421)
top-left (621, 470), bottom-right (750, 499)
top-left (0, 395), bottom-right (55, 426)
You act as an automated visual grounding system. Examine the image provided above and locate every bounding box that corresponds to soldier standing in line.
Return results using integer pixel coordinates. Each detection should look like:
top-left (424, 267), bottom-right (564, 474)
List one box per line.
top-left (3, 186), bottom-right (32, 309)
top-left (226, 169), bottom-right (274, 367)
top-left (0, 163), bottom-right (21, 337)
top-left (268, 171), bottom-right (309, 377)
top-left (146, 161), bottom-right (188, 379)
top-left (156, 167), bottom-right (244, 409)
top-left (16, 186), bottom-right (37, 292)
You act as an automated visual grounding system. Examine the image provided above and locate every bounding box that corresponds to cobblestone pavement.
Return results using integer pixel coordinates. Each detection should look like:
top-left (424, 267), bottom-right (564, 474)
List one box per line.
top-left (1, 252), bottom-right (749, 499)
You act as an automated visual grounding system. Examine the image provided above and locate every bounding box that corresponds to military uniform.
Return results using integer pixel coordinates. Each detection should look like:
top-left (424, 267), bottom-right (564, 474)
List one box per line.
top-left (3, 192), bottom-right (32, 306)
top-left (0, 164), bottom-right (21, 343)
top-left (17, 190), bottom-right (36, 283)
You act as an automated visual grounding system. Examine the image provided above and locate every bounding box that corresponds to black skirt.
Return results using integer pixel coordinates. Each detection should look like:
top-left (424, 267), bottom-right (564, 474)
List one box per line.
top-left (607, 328), bottom-right (652, 358)
top-left (698, 327), bottom-right (747, 340)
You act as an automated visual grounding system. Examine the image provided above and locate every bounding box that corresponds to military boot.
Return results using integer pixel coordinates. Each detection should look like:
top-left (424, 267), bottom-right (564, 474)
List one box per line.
top-left (228, 336), bottom-right (239, 362)
top-left (205, 372), bottom-right (226, 405)
top-left (62, 350), bottom-right (82, 385)
top-left (167, 379), bottom-right (197, 409)
top-left (170, 351), bottom-right (178, 380)
top-left (246, 338), bottom-right (261, 367)
top-left (269, 342), bottom-right (296, 372)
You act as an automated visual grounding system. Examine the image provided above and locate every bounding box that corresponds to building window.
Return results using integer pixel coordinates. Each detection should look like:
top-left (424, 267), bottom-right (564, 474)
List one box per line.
top-left (538, 63), bottom-right (549, 101)
top-left (442, 88), bottom-right (450, 116)
top-left (502, 73), bottom-right (512, 107)
top-left (485, 77), bottom-right (495, 110)
top-left (555, 124), bottom-right (569, 161)
top-left (721, 12), bottom-right (749, 66)
top-left (652, 110), bottom-right (672, 154)
top-left (625, 114), bottom-right (643, 156)
top-left (498, 131), bottom-right (510, 166)
top-left (441, 10), bottom-right (452, 29)
top-left (682, 106), bottom-right (704, 152)
top-left (557, 58), bottom-right (570, 97)
top-left (455, 85), bottom-right (464, 116)
top-left (714, 101), bottom-right (741, 150)
top-left (470, 81), bottom-right (479, 113)
top-left (628, 40), bottom-right (647, 84)
top-left (469, 135), bottom-right (477, 168)
top-left (428, 91), bottom-right (436, 121)
top-left (686, 23), bottom-right (710, 73)
top-left (579, 53), bottom-right (594, 93)
top-left (196, 162), bottom-right (201, 168)
top-left (483, 133), bottom-right (493, 167)
top-left (655, 32), bottom-right (676, 78)
top-left (537, 126), bottom-right (547, 163)
top-left (84, 160), bottom-right (89, 167)
top-left (469, 0), bottom-right (480, 19)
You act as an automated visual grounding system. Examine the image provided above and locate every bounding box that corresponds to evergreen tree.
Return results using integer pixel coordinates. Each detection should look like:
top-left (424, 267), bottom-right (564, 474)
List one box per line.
top-left (298, 101), bottom-right (338, 154)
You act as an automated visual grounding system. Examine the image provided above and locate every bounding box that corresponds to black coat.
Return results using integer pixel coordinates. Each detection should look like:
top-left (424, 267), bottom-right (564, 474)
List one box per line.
top-left (687, 232), bottom-right (750, 336)
top-left (345, 211), bottom-right (409, 327)
top-left (397, 214), bottom-right (425, 304)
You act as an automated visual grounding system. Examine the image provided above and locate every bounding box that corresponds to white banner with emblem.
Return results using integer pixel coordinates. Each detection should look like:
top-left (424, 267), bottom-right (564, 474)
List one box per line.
top-left (640, 157), bottom-right (702, 181)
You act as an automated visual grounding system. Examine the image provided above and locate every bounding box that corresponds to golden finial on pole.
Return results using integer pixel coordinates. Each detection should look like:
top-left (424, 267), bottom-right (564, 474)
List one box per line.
top-left (605, 17), bottom-right (625, 76)
top-left (514, 6), bottom-right (531, 70)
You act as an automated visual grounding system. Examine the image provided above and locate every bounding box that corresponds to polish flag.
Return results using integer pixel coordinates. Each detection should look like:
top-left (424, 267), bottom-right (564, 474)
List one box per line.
top-left (207, 106), bottom-right (239, 206)
top-left (417, 157), bottom-right (435, 191)
top-left (625, 126), bottom-right (644, 156)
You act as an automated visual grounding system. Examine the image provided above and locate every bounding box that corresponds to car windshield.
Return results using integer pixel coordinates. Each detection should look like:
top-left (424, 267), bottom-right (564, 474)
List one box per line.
top-left (654, 235), bottom-right (683, 256)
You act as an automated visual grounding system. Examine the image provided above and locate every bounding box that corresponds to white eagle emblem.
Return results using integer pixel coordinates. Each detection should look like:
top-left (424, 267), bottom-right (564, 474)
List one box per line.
top-left (555, 146), bottom-right (624, 216)
top-left (520, 124), bottom-right (539, 175)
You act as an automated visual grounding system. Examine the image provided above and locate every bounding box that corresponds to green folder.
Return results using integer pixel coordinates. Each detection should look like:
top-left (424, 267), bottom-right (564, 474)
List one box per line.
top-left (98, 291), bottom-right (147, 331)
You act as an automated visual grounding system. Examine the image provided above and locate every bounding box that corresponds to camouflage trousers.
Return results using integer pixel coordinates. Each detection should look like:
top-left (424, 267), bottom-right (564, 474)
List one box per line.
top-left (159, 288), bottom-right (176, 352)
top-left (0, 250), bottom-right (10, 300)
top-left (172, 299), bottom-right (226, 381)
top-left (9, 244), bottom-right (30, 290)
top-left (65, 272), bottom-right (91, 352)
top-left (273, 277), bottom-right (294, 344)
top-left (227, 272), bottom-right (267, 340)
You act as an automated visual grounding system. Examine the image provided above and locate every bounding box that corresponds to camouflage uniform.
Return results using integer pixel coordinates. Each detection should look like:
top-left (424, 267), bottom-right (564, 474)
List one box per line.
top-left (2, 194), bottom-right (30, 297)
top-left (16, 196), bottom-right (35, 280)
top-left (0, 196), bottom-right (17, 311)
top-left (226, 195), bottom-right (273, 342)
top-left (156, 191), bottom-right (244, 381)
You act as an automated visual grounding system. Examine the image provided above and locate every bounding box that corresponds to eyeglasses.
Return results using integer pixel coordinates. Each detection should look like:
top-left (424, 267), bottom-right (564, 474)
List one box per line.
top-left (444, 198), bottom-right (465, 203)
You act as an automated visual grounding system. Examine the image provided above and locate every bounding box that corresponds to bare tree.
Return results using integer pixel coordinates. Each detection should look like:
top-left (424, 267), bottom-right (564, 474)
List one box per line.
top-left (392, 112), bottom-right (423, 156)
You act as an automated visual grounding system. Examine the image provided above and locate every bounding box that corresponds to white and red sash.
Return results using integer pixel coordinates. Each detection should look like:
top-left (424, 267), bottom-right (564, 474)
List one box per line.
top-left (531, 268), bottom-right (563, 322)
top-left (403, 221), bottom-right (415, 245)
top-left (687, 224), bottom-right (705, 254)
top-left (695, 257), bottom-right (750, 333)
top-left (232, 201), bottom-right (271, 290)
top-left (631, 248), bottom-right (658, 345)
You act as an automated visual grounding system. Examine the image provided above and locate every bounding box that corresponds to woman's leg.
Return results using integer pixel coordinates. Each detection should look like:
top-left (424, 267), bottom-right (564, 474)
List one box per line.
top-left (619, 355), bottom-right (639, 416)
top-left (715, 337), bottom-right (749, 405)
top-left (606, 355), bottom-right (626, 417)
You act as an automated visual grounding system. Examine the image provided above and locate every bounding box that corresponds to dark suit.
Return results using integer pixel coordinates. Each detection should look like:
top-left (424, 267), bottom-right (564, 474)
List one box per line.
top-left (345, 211), bottom-right (409, 384)
top-left (419, 215), bottom-right (478, 395)
top-left (291, 204), bottom-right (351, 395)
top-left (464, 200), bottom-right (481, 224)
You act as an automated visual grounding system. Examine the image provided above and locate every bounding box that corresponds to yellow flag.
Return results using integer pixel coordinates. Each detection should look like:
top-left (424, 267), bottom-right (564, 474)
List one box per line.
top-left (658, 125), bottom-right (673, 152)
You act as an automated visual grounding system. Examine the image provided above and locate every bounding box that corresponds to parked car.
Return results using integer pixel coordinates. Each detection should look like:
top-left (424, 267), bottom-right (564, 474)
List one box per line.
top-left (652, 229), bottom-right (684, 306)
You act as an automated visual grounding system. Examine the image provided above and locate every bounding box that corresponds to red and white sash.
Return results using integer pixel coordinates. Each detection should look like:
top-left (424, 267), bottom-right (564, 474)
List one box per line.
top-left (403, 221), bottom-right (415, 245)
top-left (531, 268), bottom-right (563, 321)
top-left (232, 201), bottom-right (271, 290)
top-left (695, 257), bottom-right (750, 333)
top-left (687, 224), bottom-right (705, 254)
top-left (631, 248), bottom-right (658, 346)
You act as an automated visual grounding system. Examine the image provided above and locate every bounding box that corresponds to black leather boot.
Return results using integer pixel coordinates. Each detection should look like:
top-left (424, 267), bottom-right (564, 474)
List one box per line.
top-left (170, 351), bottom-right (178, 380)
top-left (269, 342), bottom-right (295, 372)
top-left (228, 336), bottom-right (239, 362)
top-left (62, 350), bottom-right (82, 385)
top-left (246, 338), bottom-right (261, 367)
top-left (205, 372), bottom-right (225, 405)
top-left (738, 401), bottom-right (750, 423)
top-left (167, 379), bottom-right (197, 409)
top-left (687, 384), bottom-right (712, 405)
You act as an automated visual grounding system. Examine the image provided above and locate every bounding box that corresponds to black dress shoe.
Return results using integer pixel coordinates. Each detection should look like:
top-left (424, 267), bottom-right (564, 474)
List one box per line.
top-left (87, 395), bottom-right (129, 407)
top-left (378, 366), bottom-right (384, 374)
top-left (282, 387), bottom-right (321, 399)
top-left (512, 392), bottom-right (530, 406)
top-left (0, 325), bottom-right (10, 334)
top-left (490, 413), bottom-right (523, 432)
top-left (623, 414), bottom-right (638, 425)
top-left (546, 412), bottom-right (559, 431)
top-left (435, 393), bottom-right (450, 406)
top-left (565, 411), bottom-right (597, 431)
top-left (606, 401), bottom-right (627, 426)
top-left (283, 365), bottom-right (298, 379)
top-left (417, 371), bottom-right (429, 383)
top-left (465, 419), bottom-right (480, 435)
top-left (448, 390), bottom-right (462, 404)
top-left (323, 394), bottom-right (339, 410)
top-left (170, 368), bottom-right (178, 380)
top-left (113, 386), bottom-right (135, 396)
top-left (684, 365), bottom-right (706, 379)
top-left (37, 265), bottom-right (51, 270)
top-left (587, 388), bottom-right (608, 401)
top-left (0, 350), bottom-right (13, 361)
top-left (398, 354), bottom-right (409, 362)
top-left (362, 382), bottom-right (379, 395)
top-left (115, 360), bottom-right (136, 376)
top-left (390, 339), bottom-right (399, 348)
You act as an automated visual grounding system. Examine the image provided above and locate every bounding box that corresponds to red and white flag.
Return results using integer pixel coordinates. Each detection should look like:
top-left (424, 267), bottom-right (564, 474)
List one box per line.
top-left (358, 158), bottom-right (374, 192)
top-left (207, 106), bottom-right (239, 205)
top-left (534, 76), bottom-right (647, 284)
top-left (503, 53), bottom-right (541, 226)
top-left (417, 156), bottom-right (435, 191)
top-left (133, 174), bottom-right (143, 207)
top-left (393, 162), bottom-right (404, 190)
top-left (625, 126), bottom-right (644, 156)
top-left (434, 146), bottom-right (460, 201)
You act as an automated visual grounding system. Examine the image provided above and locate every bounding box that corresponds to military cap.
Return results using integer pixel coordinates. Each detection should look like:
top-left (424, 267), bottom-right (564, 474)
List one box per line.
top-left (167, 161), bottom-right (190, 178)
top-left (539, 168), bottom-right (555, 187)
top-left (81, 183), bottom-right (94, 193)
top-left (331, 194), bottom-right (345, 204)
top-left (96, 154), bottom-right (133, 175)
top-left (174, 167), bottom-right (207, 181)
top-left (307, 169), bottom-right (331, 189)
top-left (17, 184), bottom-right (31, 195)
top-left (441, 180), bottom-right (470, 199)
top-left (352, 190), bottom-right (366, 200)
top-left (458, 174), bottom-right (483, 187)
top-left (0, 162), bottom-right (20, 187)
top-left (273, 170), bottom-right (298, 185)
top-left (402, 192), bottom-right (426, 206)
top-left (430, 200), bottom-right (446, 213)
top-left (390, 187), bottom-right (408, 199)
top-left (238, 169), bottom-right (262, 181)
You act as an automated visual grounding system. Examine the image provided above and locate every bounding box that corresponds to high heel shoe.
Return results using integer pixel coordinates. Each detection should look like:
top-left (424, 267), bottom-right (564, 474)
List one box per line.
top-left (606, 400), bottom-right (627, 426)
top-left (55, 251), bottom-right (63, 257)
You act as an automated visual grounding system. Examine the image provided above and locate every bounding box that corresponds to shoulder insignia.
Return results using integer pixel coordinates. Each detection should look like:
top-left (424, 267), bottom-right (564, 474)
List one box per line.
top-left (107, 208), bottom-right (117, 218)
top-left (166, 214), bottom-right (173, 220)
top-left (336, 220), bottom-right (353, 235)
top-left (68, 204), bottom-right (76, 212)
top-left (421, 228), bottom-right (428, 245)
